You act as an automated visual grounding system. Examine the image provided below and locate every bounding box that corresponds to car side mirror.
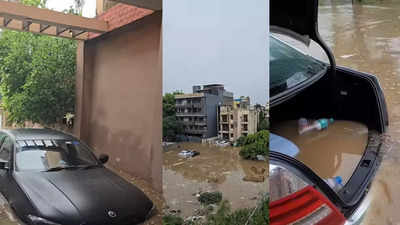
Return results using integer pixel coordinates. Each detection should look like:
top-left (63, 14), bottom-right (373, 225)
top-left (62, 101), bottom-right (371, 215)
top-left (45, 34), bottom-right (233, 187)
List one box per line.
top-left (98, 154), bottom-right (109, 164)
top-left (0, 161), bottom-right (8, 170)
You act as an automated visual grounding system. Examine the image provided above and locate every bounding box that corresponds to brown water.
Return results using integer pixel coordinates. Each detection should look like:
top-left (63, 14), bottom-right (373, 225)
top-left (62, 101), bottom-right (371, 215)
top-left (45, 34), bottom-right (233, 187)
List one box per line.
top-left (272, 120), bottom-right (368, 185)
top-left (163, 142), bottom-right (267, 218)
top-left (318, 1), bottom-right (400, 223)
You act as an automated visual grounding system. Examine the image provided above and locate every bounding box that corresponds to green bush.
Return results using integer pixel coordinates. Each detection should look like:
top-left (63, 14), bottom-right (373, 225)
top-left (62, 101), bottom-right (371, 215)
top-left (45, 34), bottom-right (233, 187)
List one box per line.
top-left (239, 130), bottom-right (269, 160)
top-left (205, 196), bottom-right (269, 225)
top-left (162, 214), bottom-right (184, 225)
top-left (163, 196), bottom-right (269, 225)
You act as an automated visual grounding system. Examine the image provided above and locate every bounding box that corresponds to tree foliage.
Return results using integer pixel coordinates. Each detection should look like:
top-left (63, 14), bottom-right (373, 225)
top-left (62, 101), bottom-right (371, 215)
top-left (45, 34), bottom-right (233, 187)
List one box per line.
top-left (162, 91), bottom-right (183, 141)
top-left (21, 0), bottom-right (47, 8)
top-left (0, 0), bottom-right (77, 126)
top-left (238, 130), bottom-right (269, 160)
top-left (257, 110), bottom-right (269, 131)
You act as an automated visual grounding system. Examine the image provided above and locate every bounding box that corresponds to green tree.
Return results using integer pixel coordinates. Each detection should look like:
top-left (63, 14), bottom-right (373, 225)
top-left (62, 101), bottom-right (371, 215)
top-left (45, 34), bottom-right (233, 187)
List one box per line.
top-left (0, 0), bottom-right (77, 126)
top-left (238, 130), bottom-right (269, 160)
top-left (162, 91), bottom-right (183, 141)
top-left (22, 0), bottom-right (47, 8)
top-left (257, 110), bottom-right (269, 131)
top-left (64, 0), bottom-right (85, 15)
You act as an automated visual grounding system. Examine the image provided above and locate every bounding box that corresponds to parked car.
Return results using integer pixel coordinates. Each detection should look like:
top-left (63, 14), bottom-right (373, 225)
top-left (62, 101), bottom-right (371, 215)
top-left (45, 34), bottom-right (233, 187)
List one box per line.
top-left (269, 0), bottom-right (388, 224)
top-left (0, 128), bottom-right (154, 225)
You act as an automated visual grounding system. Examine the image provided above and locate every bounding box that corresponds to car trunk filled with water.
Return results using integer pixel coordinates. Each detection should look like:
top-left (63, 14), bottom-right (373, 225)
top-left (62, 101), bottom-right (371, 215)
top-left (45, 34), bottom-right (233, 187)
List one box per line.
top-left (270, 64), bottom-right (388, 212)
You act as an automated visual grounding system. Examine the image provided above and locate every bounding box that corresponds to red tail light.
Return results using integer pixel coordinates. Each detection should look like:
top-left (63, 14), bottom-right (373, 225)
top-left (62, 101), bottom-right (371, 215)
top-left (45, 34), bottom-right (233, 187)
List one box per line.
top-left (270, 186), bottom-right (346, 225)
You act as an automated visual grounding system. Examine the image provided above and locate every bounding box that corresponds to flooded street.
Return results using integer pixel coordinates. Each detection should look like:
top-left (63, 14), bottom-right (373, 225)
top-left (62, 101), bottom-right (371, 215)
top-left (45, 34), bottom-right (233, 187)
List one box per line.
top-left (318, 1), bottom-right (400, 223)
top-left (163, 142), bottom-right (267, 218)
top-left (272, 120), bottom-right (368, 185)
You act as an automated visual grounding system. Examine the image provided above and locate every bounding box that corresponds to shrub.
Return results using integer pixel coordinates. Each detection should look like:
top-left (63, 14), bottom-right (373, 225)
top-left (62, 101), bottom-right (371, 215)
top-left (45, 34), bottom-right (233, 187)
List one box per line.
top-left (205, 196), bottom-right (269, 225)
top-left (239, 130), bottom-right (269, 160)
top-left (162, 214), bottom-right (184, 225)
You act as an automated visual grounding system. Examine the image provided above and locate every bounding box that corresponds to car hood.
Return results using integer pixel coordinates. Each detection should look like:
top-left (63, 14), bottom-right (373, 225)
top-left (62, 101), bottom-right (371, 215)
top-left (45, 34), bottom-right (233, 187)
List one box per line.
top-left (14, 168), bottom-right (153, 224)
top-left (270, 0), bottom-right (319, 45)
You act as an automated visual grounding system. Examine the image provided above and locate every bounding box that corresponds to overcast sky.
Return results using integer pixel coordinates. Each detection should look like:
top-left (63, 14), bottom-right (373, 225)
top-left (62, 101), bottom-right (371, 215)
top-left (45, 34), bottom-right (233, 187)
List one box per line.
top-left (163, 1), bottom-right (269, 104)
top-left (46, 0), bottom-right (96, 18)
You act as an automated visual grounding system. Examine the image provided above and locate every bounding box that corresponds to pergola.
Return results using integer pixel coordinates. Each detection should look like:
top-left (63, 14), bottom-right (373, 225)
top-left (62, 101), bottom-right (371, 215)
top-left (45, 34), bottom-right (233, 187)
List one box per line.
top-left (0, 0), bottom-right (161, 40)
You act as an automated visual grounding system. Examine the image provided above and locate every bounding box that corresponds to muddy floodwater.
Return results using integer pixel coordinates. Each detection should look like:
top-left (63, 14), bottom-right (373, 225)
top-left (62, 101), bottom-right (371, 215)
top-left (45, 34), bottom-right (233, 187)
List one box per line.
top-left (318, 0), bottom-right (400, 223)
top-left (163, 142), bottom-right (267, 218)
top-left (272, 120), bottom-right (368, 185)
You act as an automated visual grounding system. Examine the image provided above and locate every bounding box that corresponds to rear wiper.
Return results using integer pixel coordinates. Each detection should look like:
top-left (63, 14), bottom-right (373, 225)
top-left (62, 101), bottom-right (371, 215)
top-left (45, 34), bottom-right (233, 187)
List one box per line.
top-left (43, 166), bottom-right (80, 172)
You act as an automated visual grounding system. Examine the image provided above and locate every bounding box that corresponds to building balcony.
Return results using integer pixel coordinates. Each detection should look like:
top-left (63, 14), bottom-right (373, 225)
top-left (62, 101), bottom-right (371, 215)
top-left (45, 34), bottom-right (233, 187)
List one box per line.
top-left (176, 112), bottom-right (206, 117)
top-left (182, 121), bottom-right (206, 126)
top-left (185, 129), bottom-right (207, 134)
top-left (176, 103), bottom-right (202, 108)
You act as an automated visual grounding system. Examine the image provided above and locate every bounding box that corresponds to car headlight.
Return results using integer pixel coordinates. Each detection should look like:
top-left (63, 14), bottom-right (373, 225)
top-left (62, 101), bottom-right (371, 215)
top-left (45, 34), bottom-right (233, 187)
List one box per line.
top-left (27, 215), bottom-right (62, 225)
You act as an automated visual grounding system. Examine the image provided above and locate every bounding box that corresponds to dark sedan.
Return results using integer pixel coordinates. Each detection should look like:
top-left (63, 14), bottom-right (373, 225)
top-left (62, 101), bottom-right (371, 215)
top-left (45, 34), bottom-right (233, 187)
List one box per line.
top-left (0, 128), bottom-right (154, 225)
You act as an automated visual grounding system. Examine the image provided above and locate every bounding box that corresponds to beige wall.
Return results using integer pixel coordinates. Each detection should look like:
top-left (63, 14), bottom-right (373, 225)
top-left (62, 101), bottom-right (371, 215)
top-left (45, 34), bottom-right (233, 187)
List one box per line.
top-left (219, 105), bottom-right (259, 142)
top-left (74, 12), bottom-right (162, 192)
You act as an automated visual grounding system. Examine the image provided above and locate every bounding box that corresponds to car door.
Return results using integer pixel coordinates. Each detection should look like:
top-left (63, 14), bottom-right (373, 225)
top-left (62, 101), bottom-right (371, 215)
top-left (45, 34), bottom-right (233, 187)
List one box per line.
top-left (0, 135), bottom-right (13, 197)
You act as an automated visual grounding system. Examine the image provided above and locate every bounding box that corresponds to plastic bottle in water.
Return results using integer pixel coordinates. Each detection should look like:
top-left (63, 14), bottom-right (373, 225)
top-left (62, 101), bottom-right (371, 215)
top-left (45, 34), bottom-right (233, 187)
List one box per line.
top-left (324, 176), bottom-right (343, 191)
top-left (298, 118), bottom-right (334, 134)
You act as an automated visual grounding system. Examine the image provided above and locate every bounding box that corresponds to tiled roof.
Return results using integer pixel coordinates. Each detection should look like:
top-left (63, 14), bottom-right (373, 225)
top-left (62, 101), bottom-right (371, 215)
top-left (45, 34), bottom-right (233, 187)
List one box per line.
top-left (88, 3), bottom-right (153, 39)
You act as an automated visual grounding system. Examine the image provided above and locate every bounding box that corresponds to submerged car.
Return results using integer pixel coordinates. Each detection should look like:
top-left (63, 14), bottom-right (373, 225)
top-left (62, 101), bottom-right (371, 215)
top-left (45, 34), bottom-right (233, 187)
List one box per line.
top-left (0, 128), bottom-right (154, 225)
top-left (269, 0), bottom-right (388, 224)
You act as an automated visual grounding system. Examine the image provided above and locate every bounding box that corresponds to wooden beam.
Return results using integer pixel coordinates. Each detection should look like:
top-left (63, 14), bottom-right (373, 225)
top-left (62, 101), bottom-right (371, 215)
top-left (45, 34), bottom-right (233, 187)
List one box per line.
top-left (0, 1), bottom-right (108, 33)
top-left (0, 17), bottom-right (88, 40)
top-left (72, 30), bottom-right (86, 38)
top-left (39, 24), bottom-right (50, 33)
top-left (22, 20), bottom-right (32, 31)
top-left (56, 26), bottom-right (68, 36)
top-left (3, 18), bottom-right (11, 27)
top-left (110, 0), bottom-right (161, 10)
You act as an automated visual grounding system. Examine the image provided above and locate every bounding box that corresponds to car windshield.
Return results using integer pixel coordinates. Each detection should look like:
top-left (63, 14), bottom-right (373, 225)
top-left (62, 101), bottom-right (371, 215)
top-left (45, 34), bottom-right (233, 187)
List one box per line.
top-left (15, 140), bottom-right (99, 171)
top-left (270, 35), bottom-right (327, 97)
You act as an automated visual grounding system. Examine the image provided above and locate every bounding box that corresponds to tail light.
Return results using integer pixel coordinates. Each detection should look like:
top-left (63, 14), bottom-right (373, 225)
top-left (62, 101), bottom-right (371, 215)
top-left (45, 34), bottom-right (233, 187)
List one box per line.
top-left (270, 186), bottom-right (346, 225)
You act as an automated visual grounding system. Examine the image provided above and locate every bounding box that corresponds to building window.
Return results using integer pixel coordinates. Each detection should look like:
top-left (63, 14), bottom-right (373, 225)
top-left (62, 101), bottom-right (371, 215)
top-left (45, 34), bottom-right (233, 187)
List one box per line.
top-left (243, 114), bottom-right (248, 122)
top-left (230, 115), bottom-right (233, 120)
top-left (222, 115), bottom-right (228, 122)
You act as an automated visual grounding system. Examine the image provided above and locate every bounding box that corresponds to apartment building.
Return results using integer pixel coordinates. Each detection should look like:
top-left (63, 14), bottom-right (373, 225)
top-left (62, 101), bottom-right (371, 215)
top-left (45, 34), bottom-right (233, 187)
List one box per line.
top-left (175, 84), bottom-right (233, 139)
top-left (218, 97), bottom-right (259, 142)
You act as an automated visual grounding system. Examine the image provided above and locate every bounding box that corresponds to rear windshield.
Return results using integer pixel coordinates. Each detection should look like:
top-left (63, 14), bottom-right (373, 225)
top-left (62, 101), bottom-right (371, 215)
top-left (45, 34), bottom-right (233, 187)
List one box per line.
top-left (270, 36), bottom-right (327, 97)
top-left (15, 140), bottom-right (99, 171)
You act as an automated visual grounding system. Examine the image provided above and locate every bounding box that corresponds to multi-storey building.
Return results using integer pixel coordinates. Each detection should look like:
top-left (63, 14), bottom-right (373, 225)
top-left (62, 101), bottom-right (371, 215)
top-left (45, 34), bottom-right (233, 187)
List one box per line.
top-left (218, 97), bottom-right (259, 142)
top-left (175, 84), bottom-right (233, 139)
